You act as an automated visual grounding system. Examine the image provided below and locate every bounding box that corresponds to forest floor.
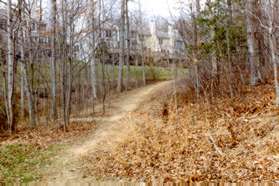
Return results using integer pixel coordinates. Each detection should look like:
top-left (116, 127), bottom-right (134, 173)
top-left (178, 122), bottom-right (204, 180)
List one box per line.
top-left (38, 81), bottom-right (172, 184)
top-left (2, 80), bottom-right (279, 184)
top-left (82, 82), bottom-right (279, 184)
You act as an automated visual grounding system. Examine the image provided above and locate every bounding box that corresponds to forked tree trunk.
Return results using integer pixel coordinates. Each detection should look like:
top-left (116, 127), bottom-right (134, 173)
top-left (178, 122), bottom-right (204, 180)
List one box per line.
top-left (20, 12), bottom-right (36, 127)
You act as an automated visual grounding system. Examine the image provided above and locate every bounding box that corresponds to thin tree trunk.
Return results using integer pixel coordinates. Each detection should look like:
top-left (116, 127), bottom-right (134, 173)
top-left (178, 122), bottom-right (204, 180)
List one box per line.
top-left (192, 0), bottom-right (200, 99)
top-left (125, 0), bottom-right (130, 90)
top-left (266, 1), bottom-right (279, 105)
top-left (269, 34), bottom-right (279, 105)
top-left (117, 0), bottom-right (125, 92)
top-left (138, 0), bottom-right (145, 86)
top-left (6, 0), bottom-right (15, 132)
top-left (91, 0), bottom-right (97, 101)
top-left (135, 54), bottom-right (139, 88)
top-left (226, 0), bottom-right (234, 97)
top-left (50, 0), bottom-right (58, 120)
top-left (20, 63), bottom-right (25, 118)
top-left (20, 7), bottom-right (36, 127)
top-left (65, 58), bottom-right (72, 126)
top-left (245, 0), bottom-right (257, 86)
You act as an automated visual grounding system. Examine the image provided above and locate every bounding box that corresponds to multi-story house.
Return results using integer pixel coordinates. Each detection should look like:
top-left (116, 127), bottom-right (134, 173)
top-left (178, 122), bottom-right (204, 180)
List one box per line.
top-left (147, 18), bottom-right (185, 60)
top-left (0, 8), bottom-right (52, 60)
top-left (100, 17), bottom-right (185, 65)
top-left (0, 8), bottom-right (7, 52)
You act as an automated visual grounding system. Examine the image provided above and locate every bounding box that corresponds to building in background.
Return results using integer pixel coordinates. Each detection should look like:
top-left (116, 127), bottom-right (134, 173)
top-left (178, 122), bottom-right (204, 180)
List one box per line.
top-left (102, 17), bottom-right (186, 66)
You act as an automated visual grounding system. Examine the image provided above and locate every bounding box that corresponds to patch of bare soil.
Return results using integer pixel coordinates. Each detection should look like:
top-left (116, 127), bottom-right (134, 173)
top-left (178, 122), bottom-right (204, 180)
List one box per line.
top-left (83, 83), bottom-right (279, 183)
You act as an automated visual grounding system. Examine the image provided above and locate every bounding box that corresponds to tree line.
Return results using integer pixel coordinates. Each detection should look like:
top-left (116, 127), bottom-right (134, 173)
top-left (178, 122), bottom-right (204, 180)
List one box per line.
top-left (177, 0), bottom-right (279, 103)
top-left (0, 0), bottom-right (147, 133)
top-left (1, 0), bottom-right (279, 134)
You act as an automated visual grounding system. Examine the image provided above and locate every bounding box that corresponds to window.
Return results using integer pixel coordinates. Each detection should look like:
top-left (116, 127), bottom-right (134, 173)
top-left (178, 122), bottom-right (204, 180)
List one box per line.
top-left (175, 41), bottom-right (183, 49)
top-left (131, 41), bottom-right (137, 49)
top-left (31, 22), bottom-right (36, 31)
top-left (139, 34), bottom-right (144, 41)
top-left (131, 31), bottom-right (137, 38)
top-left (105, 30), bottom-right (112, 38)
top-left (0, 19), bottom-right (7, 30)
top-left (159, 38), bottom-right (163, 45)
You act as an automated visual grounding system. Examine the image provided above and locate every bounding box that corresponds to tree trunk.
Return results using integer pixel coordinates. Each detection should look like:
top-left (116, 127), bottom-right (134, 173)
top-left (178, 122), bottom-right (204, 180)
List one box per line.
top-left (20, 63), bottom-right (25, 118)
top-left (192, 0), bottom-right (200, 99)
top-left (226, 0), bottom-right (234, 97)
top-left (50, 0), bottom-right (58, 120)
top-left (117, 0), bottom-right (125, 92)
top-left (6, 0), bottom-right (15, 132)
top-left (266, 1), bottom-right (279, 105)
top-left (125, 0), bottom-right (130, 91)
top-left (20, 16), bottom-right (36, 128)
top-left (138, 0), bottom-right (145, 86)
top-left (90, 0), bottom-right (97, 100)
top-left (245, 0), bottom-right (257, 86)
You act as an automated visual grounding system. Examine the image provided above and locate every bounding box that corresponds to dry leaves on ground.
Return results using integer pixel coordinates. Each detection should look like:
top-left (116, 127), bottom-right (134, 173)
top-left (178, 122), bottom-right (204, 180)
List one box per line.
top-left (83, 83), bottom-right (279, 183)
top-left (0, 121), bottom-right (97, 148)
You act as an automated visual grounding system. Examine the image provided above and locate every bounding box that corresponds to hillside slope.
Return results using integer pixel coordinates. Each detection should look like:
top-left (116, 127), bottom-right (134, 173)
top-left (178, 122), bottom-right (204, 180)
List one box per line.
top-left (83, 83), bottom-right (279, 183)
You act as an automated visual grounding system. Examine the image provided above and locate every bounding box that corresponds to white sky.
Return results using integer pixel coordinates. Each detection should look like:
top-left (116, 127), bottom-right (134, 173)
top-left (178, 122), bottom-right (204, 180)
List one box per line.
top-left (140, 0), bottom-right (179, 17)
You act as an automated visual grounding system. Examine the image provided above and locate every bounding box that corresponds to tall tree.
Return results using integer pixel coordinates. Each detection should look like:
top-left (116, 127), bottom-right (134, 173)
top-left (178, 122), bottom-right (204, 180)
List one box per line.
top-left (245, 0), bottom-right (257, 86)
top-left (50, 0), bottom-right (58, 120)
top-left (117, 0), bottom-right (125, 92)
top-left (125, 0), bottom-right (130, 90)
top-left (20, 1), bottom-right (36, 127)
top-left (226, 0), bottom-right (234, 96)
top-left (138, 0), bottom-right (146, 86)
top-left (6, 0), bottom-right (15, 132)
top-left (90, 0), bottom-right (97, 101)
top-left (191, 0), bottom-right (200, 98)
top-left (266, 0), bottom-right (279, 105)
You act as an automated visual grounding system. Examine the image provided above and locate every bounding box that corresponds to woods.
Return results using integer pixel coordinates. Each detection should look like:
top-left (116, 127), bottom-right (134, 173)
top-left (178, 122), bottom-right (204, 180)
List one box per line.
top-left (1, 0), bottom-right (279, 184)
top-left (0, 0), bottom-right (153, 132)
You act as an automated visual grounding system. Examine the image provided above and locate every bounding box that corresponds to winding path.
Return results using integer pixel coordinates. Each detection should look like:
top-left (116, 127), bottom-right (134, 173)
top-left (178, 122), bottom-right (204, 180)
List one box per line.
top-left (41, 81), bottom-right (171, 184)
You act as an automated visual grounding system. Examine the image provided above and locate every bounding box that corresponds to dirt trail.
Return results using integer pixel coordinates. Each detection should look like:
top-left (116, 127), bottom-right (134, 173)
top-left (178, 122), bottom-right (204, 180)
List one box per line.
top-left (42, 81), bottom-right (171, 183)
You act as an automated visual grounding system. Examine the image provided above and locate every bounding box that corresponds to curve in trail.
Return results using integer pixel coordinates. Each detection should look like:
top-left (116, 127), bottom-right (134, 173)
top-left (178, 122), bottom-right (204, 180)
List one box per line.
top-left (42, 81), bottom-right (171, 183)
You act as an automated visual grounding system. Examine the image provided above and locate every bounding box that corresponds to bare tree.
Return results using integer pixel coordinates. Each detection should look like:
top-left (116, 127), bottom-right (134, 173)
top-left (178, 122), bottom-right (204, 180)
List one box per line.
top-left (117, 0), bottom-right (125, 92)
top-left (266, 0), bottom-right (279, 105)
top-left (191, 0), bottom-right (200, 99)
top-left (20, 0), bottom-right (36, 127)
top-left (125, 0), bottom-right (130, 90)
top-left (245, 0), bottom-right (257, 86)
top-left (226, 0), bottom-right (234, 96)
top-left (50, 0), bottom-right (58, 120)
top-left (90, 0), bottom-right (97, 103)
top-left (5, 0), bottom-right (15, 132)
top-left (138, 0), bottom-right (145, 86)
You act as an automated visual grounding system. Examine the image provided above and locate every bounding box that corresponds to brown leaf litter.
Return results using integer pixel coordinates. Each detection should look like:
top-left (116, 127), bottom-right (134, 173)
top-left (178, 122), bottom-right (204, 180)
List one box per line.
top-left (82, 83), bottom-right (279, 183)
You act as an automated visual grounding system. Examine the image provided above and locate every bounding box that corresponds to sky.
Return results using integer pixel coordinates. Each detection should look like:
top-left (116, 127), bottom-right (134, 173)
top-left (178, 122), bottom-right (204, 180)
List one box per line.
top-left (140, 0), bottom-right (177, 17)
